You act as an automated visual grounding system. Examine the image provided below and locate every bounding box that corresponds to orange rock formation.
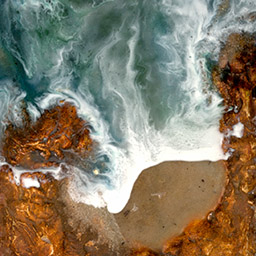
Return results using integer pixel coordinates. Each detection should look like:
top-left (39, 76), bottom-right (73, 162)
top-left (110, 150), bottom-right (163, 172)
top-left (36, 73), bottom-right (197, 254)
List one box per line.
top-left (2, 102), bottom-right (92, 169)
top-left (0, 166), bottom-right (122, 256)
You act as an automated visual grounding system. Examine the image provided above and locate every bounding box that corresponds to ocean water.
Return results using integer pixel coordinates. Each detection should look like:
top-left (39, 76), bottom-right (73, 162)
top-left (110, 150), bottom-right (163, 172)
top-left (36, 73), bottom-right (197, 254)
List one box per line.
top-left (0, 0), bottom-right (255, 213)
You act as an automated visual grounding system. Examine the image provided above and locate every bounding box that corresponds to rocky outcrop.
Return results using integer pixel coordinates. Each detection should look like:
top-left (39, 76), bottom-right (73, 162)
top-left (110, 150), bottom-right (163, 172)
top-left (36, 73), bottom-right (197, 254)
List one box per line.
top-left (2, 102), bottom-right (92, 169)
top-left (0, 166), bottom-right (128, 256)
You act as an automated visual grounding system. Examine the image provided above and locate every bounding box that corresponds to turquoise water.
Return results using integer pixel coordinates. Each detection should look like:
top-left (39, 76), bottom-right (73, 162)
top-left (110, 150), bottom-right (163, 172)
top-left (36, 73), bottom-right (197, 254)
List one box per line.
top-left (0, 0), bottom-right (255, 212)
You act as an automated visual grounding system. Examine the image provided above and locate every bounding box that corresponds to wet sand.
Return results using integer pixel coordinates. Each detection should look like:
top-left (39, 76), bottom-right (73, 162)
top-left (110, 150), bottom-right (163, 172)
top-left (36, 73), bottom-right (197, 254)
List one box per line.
top-left (59, 161), bottom-right (226, 254)
top-left (114, 161), bottom-right (226, 252)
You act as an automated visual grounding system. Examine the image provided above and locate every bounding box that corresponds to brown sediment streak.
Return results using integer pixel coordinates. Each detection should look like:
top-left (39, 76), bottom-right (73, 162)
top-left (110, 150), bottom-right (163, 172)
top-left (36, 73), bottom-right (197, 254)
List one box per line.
top-left (2, 102), bottom-right (93, 169)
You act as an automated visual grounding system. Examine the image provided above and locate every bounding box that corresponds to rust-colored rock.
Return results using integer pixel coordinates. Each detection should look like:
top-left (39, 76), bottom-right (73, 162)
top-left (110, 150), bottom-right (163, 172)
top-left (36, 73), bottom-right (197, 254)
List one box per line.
top-left (0, 165), bottom-right (126, 256)
top-left (131, 249), bottom-right (158, 256)
top-left (2, 102), bottom-right (93, 169)
top-left (0, 166), bottom-right (64, 256)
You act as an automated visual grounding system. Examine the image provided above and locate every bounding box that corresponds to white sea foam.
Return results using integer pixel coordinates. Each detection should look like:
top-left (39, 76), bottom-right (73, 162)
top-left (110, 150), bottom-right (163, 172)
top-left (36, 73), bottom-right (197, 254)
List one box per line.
top-left (229, 122), bottom-right (244, 138)
top-left (22, 177), bottom-right (40, 188)
top-left (9, 165), bottom-right (65, 186)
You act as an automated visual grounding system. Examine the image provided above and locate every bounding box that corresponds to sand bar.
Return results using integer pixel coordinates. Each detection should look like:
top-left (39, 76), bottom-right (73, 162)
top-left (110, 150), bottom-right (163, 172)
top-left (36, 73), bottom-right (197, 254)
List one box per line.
top-left (115, 161), bottom-right (226, 252)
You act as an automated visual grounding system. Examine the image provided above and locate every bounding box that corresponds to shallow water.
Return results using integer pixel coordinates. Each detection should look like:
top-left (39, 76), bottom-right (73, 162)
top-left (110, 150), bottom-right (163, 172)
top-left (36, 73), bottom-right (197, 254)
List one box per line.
top-left (0, 0), bottom-right (255, 213)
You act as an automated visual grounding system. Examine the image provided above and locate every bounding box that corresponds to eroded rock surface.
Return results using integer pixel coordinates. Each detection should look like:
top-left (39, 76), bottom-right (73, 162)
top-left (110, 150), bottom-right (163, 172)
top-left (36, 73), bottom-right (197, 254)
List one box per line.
top-left (0, 166), bottom-right (128, 256)
top-left (2, 102), bottom-right (92, 169)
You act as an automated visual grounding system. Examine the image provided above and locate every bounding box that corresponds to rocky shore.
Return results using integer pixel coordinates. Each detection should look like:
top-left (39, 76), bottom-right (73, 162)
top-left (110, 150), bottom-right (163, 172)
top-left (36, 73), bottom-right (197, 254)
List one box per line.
top-left (1, 33), bottom-right (256, 256)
